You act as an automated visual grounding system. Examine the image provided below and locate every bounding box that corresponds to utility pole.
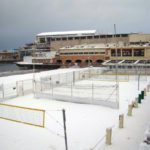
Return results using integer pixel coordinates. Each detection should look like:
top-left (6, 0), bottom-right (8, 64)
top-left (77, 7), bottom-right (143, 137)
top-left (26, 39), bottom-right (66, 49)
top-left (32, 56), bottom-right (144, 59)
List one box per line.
top-left (62, 109), bottom-right (68, 150)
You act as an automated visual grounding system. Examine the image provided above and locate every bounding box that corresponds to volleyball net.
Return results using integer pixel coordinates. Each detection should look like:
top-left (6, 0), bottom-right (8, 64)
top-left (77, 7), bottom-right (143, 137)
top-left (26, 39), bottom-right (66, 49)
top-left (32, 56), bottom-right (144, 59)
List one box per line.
top-left (0, 103), bottom-right (45, 127)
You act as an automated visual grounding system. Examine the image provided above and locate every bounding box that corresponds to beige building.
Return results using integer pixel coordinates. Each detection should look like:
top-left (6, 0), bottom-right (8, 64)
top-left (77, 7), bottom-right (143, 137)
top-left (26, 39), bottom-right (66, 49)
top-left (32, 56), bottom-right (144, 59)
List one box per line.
top-left (35, 30), bottom-right (129, 50)
top-left (108, 45), bottom-right (150, 60)
top-left (35, 30), bottom-right (150, 51)
top-left (56, 44), bottom-right (109, 66)
top-left (129, 33), bottom-right (150, 44)
top-left (55, 42), bottom-right (150, 67)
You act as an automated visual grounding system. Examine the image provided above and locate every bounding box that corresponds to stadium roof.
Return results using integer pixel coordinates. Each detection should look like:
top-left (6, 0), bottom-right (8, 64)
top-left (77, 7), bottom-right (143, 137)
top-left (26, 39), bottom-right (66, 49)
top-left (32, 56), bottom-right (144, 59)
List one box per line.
top-left (37, 30), bottom-right (96, 37)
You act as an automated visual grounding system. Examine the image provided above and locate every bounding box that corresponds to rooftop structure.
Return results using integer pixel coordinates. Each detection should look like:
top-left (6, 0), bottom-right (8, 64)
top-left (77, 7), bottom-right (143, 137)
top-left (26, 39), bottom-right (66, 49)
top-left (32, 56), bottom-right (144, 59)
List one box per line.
top-left (37, 30), bottom-right (96, 37)
top-left (35, 30), bottom-right (129, 50)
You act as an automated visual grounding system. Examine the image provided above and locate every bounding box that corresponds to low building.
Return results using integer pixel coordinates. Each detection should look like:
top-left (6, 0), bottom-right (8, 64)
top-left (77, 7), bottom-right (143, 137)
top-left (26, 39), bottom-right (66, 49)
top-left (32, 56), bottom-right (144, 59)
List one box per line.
top-left (55, 44), bottom-right (110, 66)
top-left (55, 43), bottom-right (150, 67)
top-left (0, 50), bottom-right (20, 62)
top-left (103, 44), bottom-right (150, 68)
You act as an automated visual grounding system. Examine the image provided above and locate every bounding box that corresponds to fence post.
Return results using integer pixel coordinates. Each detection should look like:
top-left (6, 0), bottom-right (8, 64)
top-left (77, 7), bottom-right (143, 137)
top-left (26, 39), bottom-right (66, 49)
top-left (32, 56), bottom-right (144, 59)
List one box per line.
top-left (147, 84), bottom-right (150, 92)
top-left (127, 104), bottom-right (132, 116)
top-left (138, 93), bottom-right (142, 103)
top-left (144, 88), bottom-right (147, 96)
top-left (133, 98), bottom-right (138, 108)
top-left (141, 91), bottom-right (144, 100)
top-left (106, 128), bottom-right (112, 145)
top-left (119, 114), bottom-right (124, 128)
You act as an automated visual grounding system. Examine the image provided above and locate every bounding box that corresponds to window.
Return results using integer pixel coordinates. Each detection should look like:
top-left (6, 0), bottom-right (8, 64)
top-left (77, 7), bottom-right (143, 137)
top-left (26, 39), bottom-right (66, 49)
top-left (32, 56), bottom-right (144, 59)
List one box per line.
top-left (75, 37), bottom-right (79, 40)
top-left (62, 37), bottom-right (67, 41)
top-left (68, 37), bottom-right (73, 40)
top-left (111, 49), bottom-right (121, 56)
top-left (121, 34), bottom-right (128, 37)
top-left (122, 49), bottom-right (132, 57)
top-left (56, 38), bottom-right (61, 41)
top-left (81, 36), bottom-right (86, 39)
top-left (134, 49), bottom-right (144, 56)
top-left (39, 38), bottom-right (45, 43)
top-left (94, 36), bottom-right (99, 39)
top-left (116, 34), bottom-right (120, 37)
top-left (100, 35), bottom-right (106, 38)
top-left (106, 35), bottom-right (113, 38)
top-left (87, 36), bottom-right (93, 39)
top-left (51, 38), bottom-right (55, 41)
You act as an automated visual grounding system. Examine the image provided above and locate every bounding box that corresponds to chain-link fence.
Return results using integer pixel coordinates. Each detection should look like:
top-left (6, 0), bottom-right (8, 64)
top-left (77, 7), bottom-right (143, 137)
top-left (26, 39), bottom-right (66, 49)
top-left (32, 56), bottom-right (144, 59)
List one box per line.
top-left (0, 79), bottom-right (33, 101)
top-left (35, 68), bottom-right (119, 108)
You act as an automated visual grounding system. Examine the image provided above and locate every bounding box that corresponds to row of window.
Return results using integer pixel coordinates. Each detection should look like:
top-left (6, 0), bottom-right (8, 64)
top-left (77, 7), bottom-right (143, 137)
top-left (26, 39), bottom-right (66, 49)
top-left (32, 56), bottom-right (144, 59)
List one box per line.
top-left (111, 49), bottom-right (144, 57)
top-left (60, 52), bottom-right (105, 55)
top-left (39, 34), bottom-right (128, 43)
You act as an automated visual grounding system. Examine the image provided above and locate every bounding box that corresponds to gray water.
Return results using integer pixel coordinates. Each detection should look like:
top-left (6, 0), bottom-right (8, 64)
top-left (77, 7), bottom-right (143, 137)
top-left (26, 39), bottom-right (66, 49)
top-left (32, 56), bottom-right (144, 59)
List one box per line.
top-left (0, 63), bottom-right (20, 72)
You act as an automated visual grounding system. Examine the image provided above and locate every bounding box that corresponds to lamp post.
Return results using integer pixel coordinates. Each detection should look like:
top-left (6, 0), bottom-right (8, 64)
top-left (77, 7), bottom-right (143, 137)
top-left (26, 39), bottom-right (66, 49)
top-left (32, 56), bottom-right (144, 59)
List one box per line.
top-left (114, 24), bottom-right (119, 108)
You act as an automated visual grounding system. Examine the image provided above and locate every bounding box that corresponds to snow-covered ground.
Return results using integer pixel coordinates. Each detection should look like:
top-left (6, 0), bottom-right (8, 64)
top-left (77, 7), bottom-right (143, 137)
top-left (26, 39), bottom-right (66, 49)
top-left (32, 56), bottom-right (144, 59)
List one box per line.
top-left (0, 67), bottom-right (150, 150)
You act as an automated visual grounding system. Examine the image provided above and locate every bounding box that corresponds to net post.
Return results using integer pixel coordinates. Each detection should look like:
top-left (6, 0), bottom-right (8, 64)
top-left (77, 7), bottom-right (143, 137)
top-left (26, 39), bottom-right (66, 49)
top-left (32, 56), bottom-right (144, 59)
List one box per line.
top-left (62, 109), bottom-right (68, 150)
top-left (42, 110), bottom-right (45, 128)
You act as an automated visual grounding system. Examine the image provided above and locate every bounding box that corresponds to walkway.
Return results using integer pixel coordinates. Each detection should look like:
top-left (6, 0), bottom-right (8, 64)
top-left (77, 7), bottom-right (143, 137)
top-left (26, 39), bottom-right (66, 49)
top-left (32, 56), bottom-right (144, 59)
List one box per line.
top-left (101, 91), bottom-right (150, 150)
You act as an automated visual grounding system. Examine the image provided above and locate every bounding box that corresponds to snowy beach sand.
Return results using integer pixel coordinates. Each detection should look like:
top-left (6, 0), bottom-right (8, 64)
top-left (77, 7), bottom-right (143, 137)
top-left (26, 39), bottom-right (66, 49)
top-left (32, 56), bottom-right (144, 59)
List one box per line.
top-left (0, 68), bottom-right (150, 150)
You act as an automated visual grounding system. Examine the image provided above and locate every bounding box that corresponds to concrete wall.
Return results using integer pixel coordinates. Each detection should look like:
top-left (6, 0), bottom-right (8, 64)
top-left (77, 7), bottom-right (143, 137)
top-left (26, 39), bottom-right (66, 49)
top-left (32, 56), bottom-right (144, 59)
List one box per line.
top-left (129, 34), bottom-right (150, 43)
top-left (51, 36), bottom-right (129, 50)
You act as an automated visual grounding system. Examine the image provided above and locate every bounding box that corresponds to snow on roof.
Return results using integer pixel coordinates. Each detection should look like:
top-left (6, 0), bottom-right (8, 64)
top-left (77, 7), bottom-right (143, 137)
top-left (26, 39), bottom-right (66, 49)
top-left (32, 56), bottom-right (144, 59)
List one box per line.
top-left (37, 30), bottom-right (96, 37)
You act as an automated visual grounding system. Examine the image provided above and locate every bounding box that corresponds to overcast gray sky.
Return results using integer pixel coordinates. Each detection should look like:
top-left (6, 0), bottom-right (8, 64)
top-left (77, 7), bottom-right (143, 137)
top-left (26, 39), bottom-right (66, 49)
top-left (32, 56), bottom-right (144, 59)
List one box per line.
top-left (0, 0), bottom-right (150, 49)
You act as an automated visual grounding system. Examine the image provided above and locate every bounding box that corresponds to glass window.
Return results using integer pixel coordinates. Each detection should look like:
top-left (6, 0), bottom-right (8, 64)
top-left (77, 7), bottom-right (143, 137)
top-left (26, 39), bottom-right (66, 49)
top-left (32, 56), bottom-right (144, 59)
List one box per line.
top-left (39, 38), bottom-right (45, 43)
top-left (122, 49), bottom-right (132, 56)
top-left (111, 49), bottom-right (121, 56)
top-left (134, 49), bottom-right (144, 56)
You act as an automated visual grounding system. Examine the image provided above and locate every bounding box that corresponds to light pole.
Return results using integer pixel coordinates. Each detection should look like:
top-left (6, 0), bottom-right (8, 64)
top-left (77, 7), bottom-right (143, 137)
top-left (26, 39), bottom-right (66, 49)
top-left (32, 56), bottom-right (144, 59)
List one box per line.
top-left (114, 24), bottom-right (119, 108)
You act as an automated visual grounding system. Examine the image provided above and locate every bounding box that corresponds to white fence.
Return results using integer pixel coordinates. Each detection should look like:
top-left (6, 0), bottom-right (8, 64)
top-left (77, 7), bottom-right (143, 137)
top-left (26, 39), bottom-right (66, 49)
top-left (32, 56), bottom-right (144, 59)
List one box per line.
top-left (35, 67), bottom-right (150, 108)
top-left (35, 71), bottom-right (119, 109)
top-left (0, 79), bottom-right (33, 101)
